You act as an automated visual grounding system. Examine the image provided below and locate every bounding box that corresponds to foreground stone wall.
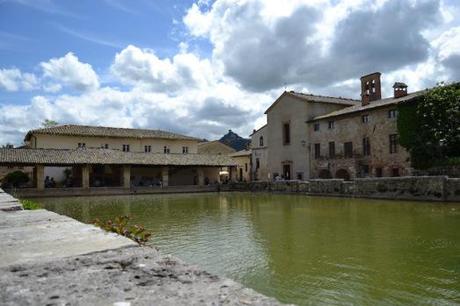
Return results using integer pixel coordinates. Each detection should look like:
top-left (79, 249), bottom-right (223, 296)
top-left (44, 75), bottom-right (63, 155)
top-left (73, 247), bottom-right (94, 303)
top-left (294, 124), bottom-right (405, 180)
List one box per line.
top-left (225, 176), bottom-right (460, 202)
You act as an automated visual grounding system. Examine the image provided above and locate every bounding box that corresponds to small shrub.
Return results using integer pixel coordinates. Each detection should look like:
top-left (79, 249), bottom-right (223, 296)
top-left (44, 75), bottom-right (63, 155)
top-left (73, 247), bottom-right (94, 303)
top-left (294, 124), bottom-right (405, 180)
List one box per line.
top-left (94, 216), bottom-right (151, 245)
top-left (3, 171), bottom-right (29, 188)
top-left (21, 199), bottom-right (41, 210)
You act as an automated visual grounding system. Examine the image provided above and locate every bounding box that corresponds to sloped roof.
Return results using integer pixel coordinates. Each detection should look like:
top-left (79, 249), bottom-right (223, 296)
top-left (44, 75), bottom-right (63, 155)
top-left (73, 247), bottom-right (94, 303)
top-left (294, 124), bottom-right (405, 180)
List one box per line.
top-left (0, 148), bottom-right (236, 167)
top-left (309, 89), bottom-right (427, 122)
top-left (265, 91), bottom-right (360, 114)
top-left (197, 140), bottom-right (236, 154)
top-left (228, 150), bottom-right (251, 157)
top-left (24, 125), bottom-right (200, 142)
top-left (249, 124), bottom-right (267, 136)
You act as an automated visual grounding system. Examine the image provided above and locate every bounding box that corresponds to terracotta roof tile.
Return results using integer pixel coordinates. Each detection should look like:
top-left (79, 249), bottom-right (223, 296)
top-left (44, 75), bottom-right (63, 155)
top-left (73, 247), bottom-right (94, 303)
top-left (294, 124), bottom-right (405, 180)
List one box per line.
top-left (309, 89), bottom-right (427, 121)
top-left (24, 125), bottom-right (200, 142)
top-left (0, 148), bottom-right (236, 167)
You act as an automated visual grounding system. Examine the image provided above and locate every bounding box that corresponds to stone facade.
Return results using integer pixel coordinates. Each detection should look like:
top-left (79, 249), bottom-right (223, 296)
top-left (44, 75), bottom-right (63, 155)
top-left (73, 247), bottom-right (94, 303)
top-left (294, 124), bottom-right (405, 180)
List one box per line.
top-left (253, 73), bottom-right (426, 182)
top-left (29, 133), bottom-right (199, 154)
top-left (308, 104), bottom-right (411, 179)
top-left (265, 92), bottom-right (357, 180)
top-left (228, 150), bottom-right (251, 182)
top-left (250, 125), bottom-right (269, 181)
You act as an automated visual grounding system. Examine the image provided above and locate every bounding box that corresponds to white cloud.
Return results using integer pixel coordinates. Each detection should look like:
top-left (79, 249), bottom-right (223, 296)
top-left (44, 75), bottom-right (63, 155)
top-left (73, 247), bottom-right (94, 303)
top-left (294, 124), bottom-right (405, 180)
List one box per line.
top-left (111, 45), bottom-right (215, 93)
top-left (40, 52), bottom-right (100, 92)
top-left (1, 0), bottom-right (460, 146)
top-left (184, 0), bottom-right (443, 91)
top-left (0, 68), bottom-right (39, 92)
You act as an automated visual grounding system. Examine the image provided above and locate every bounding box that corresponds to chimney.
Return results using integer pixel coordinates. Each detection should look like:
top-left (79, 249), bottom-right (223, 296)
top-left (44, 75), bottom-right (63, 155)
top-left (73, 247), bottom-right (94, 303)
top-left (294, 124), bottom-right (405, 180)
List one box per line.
top-left (360, 72), bottom-right (381, 106)
top-left (393, 82), bottom-right (408, 98)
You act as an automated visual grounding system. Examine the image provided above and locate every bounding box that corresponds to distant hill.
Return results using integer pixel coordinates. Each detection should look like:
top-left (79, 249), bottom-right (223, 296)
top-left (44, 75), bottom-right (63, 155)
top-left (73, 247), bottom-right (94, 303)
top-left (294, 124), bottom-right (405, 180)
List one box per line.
top-left (219, 130), bottom-right (250, 151)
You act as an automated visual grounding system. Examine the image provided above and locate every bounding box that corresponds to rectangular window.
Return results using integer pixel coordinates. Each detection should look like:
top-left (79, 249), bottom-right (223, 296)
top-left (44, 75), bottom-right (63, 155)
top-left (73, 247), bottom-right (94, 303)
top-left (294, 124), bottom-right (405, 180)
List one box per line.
top-left (392, 168), bottom-right (400, 177)
top-left (344, 142), bottom-right (353, 158)
top-left (122, 144), bottom-right (130, 152)
top-left (182, 146), bottom-right (189, 154)
top-left (256, 158), bottom-right (260, 169)
top-left (245, 163), bottom-right (248, 172)
top-left (389, 134), bottom-right (398, 154)
top-left (164, 146), bottom-right (170, 154)
top-left (362, 137), bottom-right (371, 156)
top-left (361, 165), bottom-right (370, 177)
top-left (328, 121), bottom-right (335, 129)
top-left (329, 141), bottom-right (335, 158)
top-left (314, 123), bottom-right (320, 131)
top-left (102, 144), bottom-right (109, 149)
top-left (376, 167), bottom-right (383, 177)
top-left (388, 109), bottom-right (398, 119)
top-left (144, 145), bottom-right (151, 153)
top-left (362, 114), bottom-right (369, 123)
top-left (283, 122), bottom-right (290, 145)
top-left (314, 143), bottom-right (321, 159)
top-left (78, 143), bottom-right (86, 148)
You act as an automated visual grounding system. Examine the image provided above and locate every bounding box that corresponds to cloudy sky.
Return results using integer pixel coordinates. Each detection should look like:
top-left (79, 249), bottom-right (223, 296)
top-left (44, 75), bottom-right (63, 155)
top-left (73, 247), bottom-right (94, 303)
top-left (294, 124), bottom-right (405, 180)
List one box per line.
top-left (0, 0), bottom-right (459, 145)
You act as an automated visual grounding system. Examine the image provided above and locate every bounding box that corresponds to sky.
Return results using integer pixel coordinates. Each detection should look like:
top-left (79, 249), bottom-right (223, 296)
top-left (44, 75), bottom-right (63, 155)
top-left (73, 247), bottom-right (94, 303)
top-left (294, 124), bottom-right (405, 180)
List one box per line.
top-left (0, 0), bottom-right (459, 145)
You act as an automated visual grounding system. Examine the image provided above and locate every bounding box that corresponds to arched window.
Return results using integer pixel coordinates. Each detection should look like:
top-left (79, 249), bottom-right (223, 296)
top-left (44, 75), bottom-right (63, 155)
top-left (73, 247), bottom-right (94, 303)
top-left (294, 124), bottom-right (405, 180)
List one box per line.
top-left (259, 136), bottom-right (264, 147)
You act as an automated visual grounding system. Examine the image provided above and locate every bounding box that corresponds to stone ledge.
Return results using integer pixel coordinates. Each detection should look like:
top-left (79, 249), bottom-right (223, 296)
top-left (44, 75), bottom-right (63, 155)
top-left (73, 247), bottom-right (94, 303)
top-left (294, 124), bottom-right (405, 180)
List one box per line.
top-left (0, 246), bottom-right (284, 306)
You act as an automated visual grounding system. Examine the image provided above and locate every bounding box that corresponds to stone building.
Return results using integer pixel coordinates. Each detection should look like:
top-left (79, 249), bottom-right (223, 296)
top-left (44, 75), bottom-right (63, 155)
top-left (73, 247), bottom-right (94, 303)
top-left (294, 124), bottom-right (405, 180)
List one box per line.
top-left (252, 72), bottom-right (430, 181)
top-left (0, 124), bottom-right (235, 190)
top-left (228, 150), bottom-right (252, 182)
top-left (263, 91), bottom-right (359, 180)
top-left (250, 125), bottom-right (269, 181)
top-left (308, 73), bottom-right (424, 179)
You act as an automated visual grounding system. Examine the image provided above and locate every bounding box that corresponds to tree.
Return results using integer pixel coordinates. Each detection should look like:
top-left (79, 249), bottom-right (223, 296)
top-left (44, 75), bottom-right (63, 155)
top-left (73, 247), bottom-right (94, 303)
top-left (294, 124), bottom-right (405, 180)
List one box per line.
top-left (397, 82), bottom-right (460, 169)
top-left (42, 119), bottom-right (59, 128)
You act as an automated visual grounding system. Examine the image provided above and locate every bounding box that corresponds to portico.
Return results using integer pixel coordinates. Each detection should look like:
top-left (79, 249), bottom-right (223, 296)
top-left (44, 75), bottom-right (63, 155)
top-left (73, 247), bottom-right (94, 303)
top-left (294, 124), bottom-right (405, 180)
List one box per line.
top-left (0, 148), bottom-right (237, 193)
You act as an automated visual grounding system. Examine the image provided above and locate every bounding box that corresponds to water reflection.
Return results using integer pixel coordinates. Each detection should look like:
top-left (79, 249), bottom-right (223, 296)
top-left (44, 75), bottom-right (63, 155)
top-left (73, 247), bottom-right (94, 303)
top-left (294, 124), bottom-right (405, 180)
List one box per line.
top-left (40, 193), bottom-right (460, 305)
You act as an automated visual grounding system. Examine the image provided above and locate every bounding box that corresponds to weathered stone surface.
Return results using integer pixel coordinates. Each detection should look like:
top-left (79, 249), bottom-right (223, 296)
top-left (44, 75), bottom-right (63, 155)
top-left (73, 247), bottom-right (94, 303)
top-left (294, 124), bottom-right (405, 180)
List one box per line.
top-left (0, 188), bottom-right (22, 211)
top-left (0, 209), bottom-right (137, 268)
top-left (229, 177), bottom-right (460, 202)
top-left (446, 178), bottom-right (460, 202)
top-left (0, 247), bottom-right (283, 306)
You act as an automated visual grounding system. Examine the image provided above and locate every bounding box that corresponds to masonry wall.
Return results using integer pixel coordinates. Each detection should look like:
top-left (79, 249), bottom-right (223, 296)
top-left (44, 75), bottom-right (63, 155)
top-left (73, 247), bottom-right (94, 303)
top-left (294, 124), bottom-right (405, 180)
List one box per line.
top-left (32, 134), bottom-right (199, 154)
top-left (266, 94), bottom-right (348, 180)
top-left (250, 126), bottom-right (269, 181)
top-left (226, 176), bottom-right (460, 202)
top-left (308, 104), bottom-right (411, 180)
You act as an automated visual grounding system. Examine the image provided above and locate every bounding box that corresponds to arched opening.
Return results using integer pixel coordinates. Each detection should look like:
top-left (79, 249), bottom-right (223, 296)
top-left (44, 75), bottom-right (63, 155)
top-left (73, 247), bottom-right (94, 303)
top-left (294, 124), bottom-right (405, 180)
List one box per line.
top-left (318, 169), bottom-right (332, 179)
top-left (336, 169), bottom-right (350, 181)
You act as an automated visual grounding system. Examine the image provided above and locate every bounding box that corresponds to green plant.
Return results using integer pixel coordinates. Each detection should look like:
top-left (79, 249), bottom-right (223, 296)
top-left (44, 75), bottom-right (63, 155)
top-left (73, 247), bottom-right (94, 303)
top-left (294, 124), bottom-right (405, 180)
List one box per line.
top-left (21, 199), bottom-right (41, 210)
top-left (3, 171), bottom-right (30, 188)
top-left (94, 216), bottom-right (151, 245)
top-left (397, 82), bottom-right (460, 169)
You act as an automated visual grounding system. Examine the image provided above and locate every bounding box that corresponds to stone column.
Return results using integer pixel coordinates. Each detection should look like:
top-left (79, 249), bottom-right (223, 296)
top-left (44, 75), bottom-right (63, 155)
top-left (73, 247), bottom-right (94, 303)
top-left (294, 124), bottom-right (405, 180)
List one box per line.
top-left (35, 165), bottom-right (45, 190)
top-left (82, 165), bottom-right (90, 189)
top-left (230, 166), bottom-right (237, 182)
top-left (161, 166), bottom-right (169, 187)
top-left (216, 168), bottom-right (222, 184)
top-left (197, 167), bottom-right (205, 186)
top-left (123, 165), bottom-right (131, 188)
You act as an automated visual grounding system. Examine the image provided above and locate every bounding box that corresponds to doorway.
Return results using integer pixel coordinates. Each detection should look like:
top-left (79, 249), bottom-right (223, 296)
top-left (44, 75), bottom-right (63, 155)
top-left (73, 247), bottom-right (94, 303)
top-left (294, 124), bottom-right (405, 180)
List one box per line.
top-left (283, 164), bottom-right (291, 180)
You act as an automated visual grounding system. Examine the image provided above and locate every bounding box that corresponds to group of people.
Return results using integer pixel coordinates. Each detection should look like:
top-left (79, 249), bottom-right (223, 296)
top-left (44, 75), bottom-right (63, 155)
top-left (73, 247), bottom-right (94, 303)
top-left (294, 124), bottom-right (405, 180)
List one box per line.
top-left (44, 176), bottom-right (56, 188)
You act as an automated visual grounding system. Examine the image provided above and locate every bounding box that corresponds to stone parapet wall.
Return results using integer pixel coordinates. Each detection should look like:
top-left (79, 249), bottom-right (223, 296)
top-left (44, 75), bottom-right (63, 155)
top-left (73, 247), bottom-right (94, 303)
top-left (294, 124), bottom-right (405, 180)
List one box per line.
top-left (228, 176), bottom-right (460, 202)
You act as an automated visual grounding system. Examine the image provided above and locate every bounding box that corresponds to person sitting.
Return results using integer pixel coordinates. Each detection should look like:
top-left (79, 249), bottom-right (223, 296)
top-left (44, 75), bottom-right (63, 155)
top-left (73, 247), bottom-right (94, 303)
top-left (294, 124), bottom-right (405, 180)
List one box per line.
top-left (44, 176), bottom-right (51, 188)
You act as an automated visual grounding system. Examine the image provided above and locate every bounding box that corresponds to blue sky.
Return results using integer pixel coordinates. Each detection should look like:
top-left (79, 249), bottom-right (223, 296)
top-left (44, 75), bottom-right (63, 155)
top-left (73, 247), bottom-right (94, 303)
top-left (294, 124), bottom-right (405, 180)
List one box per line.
top-left (0, 0), bottom-right (459, 145)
